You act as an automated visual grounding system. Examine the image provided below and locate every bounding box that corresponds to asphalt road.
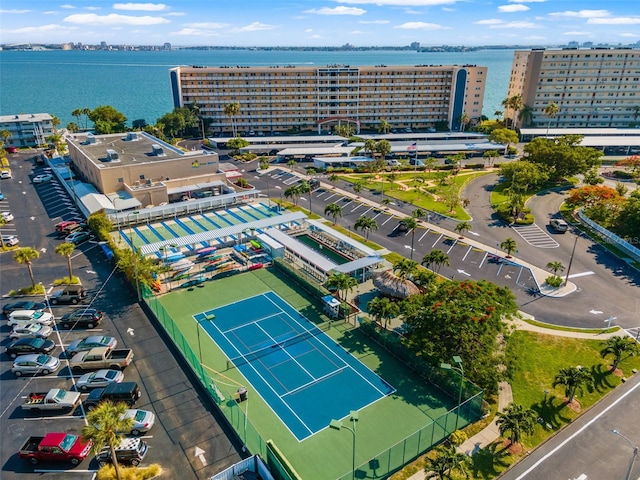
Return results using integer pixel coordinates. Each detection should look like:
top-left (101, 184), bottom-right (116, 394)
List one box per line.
top-left (1, 150), bottom-right (243, 480)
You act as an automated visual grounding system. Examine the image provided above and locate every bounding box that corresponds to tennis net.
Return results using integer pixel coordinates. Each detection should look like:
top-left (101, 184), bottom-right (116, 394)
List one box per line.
top-left (226, 322), bottom-right (330, 369)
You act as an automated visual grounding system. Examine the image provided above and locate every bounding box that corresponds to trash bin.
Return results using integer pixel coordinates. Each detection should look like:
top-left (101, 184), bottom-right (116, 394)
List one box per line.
top-left (237, 387), bottom-right (247, 402)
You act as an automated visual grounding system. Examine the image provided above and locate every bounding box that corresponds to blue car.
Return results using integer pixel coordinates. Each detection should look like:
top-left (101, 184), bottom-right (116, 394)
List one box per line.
top-left (0, 192), bottom-right (5, 200)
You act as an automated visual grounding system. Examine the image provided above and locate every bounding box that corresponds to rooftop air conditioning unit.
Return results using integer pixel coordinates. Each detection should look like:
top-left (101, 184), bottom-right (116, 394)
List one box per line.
top-left (85, 135), bottom-right (97, 145)
top-left (106, 149), bottom-right (120, 162)
top-left (151, 144), bottom-right (164, 156)
top-left (126, 132), bottom-right (139, 141)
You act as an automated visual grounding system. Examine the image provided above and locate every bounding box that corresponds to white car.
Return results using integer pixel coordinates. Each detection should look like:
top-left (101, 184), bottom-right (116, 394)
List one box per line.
top-left (9, 322), bottom-right (53, 340)
top-left (1, 235), bottom-right (19, 246)
top-left (1, 211), bottom-right (14, 222)
top-left (76, 369), bottom-right (124, 391)
top-left (120, 409), bottom-right (156, 436)
top-left (8, 310), bottom-right (54, 327)
top-left (12, 354), bottom-right (60, 376)
top-left (0, 170), bottom-right (12, 179)
top-left (33, 173), bottom-right (54, 184)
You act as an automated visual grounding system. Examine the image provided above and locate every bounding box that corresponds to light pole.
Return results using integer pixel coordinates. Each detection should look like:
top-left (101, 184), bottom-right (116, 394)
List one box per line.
top-left (564, 234), bottom-right (578, 286)
top-left (441, 355), bottom-right (464, 431)
top-left (128, 211), bottom-right (141, 301)
top-left (612, 429), bottom-right (639, 480)
top-left (330, 411), bottom-right (358, 480)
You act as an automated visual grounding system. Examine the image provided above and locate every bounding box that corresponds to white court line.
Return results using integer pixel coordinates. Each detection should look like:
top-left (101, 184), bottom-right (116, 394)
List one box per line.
top-left (512, 379), bottom-right (640, 480)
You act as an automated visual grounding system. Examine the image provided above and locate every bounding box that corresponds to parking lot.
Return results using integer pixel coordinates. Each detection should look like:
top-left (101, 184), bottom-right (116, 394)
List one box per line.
top-left (1, 151), bottom-right (243, 479)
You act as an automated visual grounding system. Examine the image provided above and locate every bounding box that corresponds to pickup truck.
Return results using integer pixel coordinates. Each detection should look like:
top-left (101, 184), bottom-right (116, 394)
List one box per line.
top-left (69, 346), bottom-right (134, 373)
top-left (18, 432), bottom-right (93, 465)
top-left (21, 389), bottom-right (82, 413)
top-left (48, 284), bottom-right (87, 305)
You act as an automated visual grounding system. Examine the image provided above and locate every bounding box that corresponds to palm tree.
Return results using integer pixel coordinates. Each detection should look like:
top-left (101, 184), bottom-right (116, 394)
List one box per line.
top-left (364, 138), bottom-right (377, 158)
top-left (0, 129), bottom-right (12, 144)
top-left (496, 403), bottom-right (538, 446)
top-left (543, 102), bottom-right (560, 137)
top-left (424, 445), bottom-right (469, 480)
top-left (400, 217), bottom-right (419, 260)
top-left (494, 110), bottom-right (504, 122)
top-left (81, 400), bottom-right (134, 480)
top-left (413, 208), bottom-right (426, 220)
top-left (502, 95), bottom-right (524, 129)
top-left (353, 182), bottom-right (363, 195)
top-left (284, 185), bottom-right (301, 206)
top-left (393, 258), bottom-right (419, 280)
top-left (378, 119), bottom-right (391, 134)
top-left (325, 272), bottom-right (357, 301)
top-left (600, 336), bottom-right (639, 371)
top-left (500, 237), bottom-right (518, 258)
top-left (483, 149), bottom-right (499, 167)
top-left (259, 157), bottom-right (270, 171)
top-left (412, 270), bottom-right (437, 293)
top-left (71, 109), bottom-right (83, 129)
top-left (81, 107), bottom-right (91, 130)
top-left (223, 102), bottom-right (241, 137)
top-left (14, 247), bottom-right (40, 289)
top-left (458, 112), bottom-right (470, 132)
top-left (324, 203), bottom-right (342, 224)
top-left (328, 173), bottom-right (339, 183)
top-left (55, 242), bottom-right (76, 282)
top-left (454, 221), bottom-right (471, 239)
top-left (518, 104), bottom-right (534, 127)
top-left (421, 250), bottom-right (449, 274)
top-left (354, 215), bottom-right (378, 239)
top-left (546, 261), bottom-right (565, 275)
top-left (553, 366), bottom-right (594, 404)
top-left (367, 296), bottom-right (400, 330)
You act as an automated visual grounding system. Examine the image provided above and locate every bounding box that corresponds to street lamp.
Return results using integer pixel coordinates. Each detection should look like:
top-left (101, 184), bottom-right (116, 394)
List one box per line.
top-left (564, 234), bottom-right (578, 286)
top-left (441, 355), bottom-right (464, 431)
top-left (612, 429), bottom-right (639, 480)
top-left (330, 411), bottom-right (358, 480)
top-left (128, 211), bottom-right (141, 301)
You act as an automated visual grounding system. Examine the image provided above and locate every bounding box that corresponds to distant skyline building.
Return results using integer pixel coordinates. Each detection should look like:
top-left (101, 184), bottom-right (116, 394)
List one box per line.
top-left (507, 47), bottom-right (640, 129)
top-left (169, 64), bottom-right (487, 135)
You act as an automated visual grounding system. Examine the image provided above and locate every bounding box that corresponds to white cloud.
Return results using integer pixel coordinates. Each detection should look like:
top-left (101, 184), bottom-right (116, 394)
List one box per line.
top-left (85, 6), bottom-right (101, 11)
top-left (5, 24), bottom-right (76, 33)
top-left (620, 33), bottom-right (640, 37)
top-left (335, 0), bottom-right (457, 5)
top-left (0, 9), bottom-right (31, 14)
top-left (441, 7), bottom-right (455, 12)
top-left (305, 28), bottom-right (313, 32)
top-left (489, 21), bottom-right (536, 29)
top-left (238, 22), bottom-right (278, 32)
top-left (394, 21), bottom-right (449, 30)
top-left (350, 30), bottom-right (365, 34)
top-left (182, 22), bottom-right (227, 29)
top-left (113, 3), bottom-right (167, 11)
top-left (171, 28), bottom-right (222, 37)
top-left (475, 19), bottom-right (503, 25)
top-left (549, 10), bottom-right (610, 19)
top-left (63, 13), bottom-right (170, 25)
top-left (563, 31), bottom-right (592, 36)
top-left (43, 11), bottom-right (57, 15)
top-left (305, 6), bottom-right (366, 15)
top-left (588, 16), bottom-right (640, 25)
top-left (60, 4), bottom-right (75, 9)
top-left (359, 20), bottom-right (390, 24)
top-left (498, 4), bottom-right (529, 13)
top-left (507, 0), bottom-right (545, 3)
top-left (166, 12), bottom-right (186, 16)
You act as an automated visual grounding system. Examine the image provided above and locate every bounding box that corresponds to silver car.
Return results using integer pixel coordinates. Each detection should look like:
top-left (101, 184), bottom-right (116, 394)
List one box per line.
top-left (9, 322), bottom-right (53, 340)
top-left (121, 409), bottom-right (156, 436)
top-left (67, 335), bottom-right (117, 357)
top-left (12, 354), bottom-right (60, 376)
top-left (76, 369), bottom-right (124, 391)
top-left (7, 309), bottom-right (54, 327)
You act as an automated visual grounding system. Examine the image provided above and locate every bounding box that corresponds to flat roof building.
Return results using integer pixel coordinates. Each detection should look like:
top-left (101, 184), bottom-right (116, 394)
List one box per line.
top-left (0, 113), bottom-right (54, 147)
top-left (66, 131), bottom-right (225, 207)
top-left (170, 64), bottom-right (487, 135)
top-left (507, 47), bottom-right (640, 129)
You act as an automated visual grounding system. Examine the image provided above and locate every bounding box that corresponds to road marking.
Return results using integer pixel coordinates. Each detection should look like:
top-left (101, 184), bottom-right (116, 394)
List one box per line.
top-left (350, 203), bottom-right (363, 213)
top-left (381, 215), bottom-right (395, 225)
top-left (418, 229), bottom-right (430, 242)
top-left (194, 446), bottom-right (208, 467)
top-left (512, 379), bottom-right (640, 480)
top-left (589, 309), bottom-right (603, 315)
top-left (432, 234), bottom-right (443, 248)
top-left (457, 269), bottom-right (471, 276)
top-left (127, 327), bottom-right (135, 336)
top-left (461, 246), bottom-right (473, 261)
top-left (372, 210), bottom-right (384, 220)
top-left (511, 224), bottom-right (559, 248)
top-left (567, 271), bottom-right (594, 279)
top-left (468, 231), bottom-right (480, 236)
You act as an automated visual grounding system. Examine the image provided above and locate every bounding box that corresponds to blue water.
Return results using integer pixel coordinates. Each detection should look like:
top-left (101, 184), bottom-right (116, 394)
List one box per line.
top-left (0, 49), bottom-right (514, 128)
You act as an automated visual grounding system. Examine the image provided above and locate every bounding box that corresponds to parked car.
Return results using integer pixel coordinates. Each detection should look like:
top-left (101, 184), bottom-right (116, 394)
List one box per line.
top-left (0, 192), bottom-right (4, 200)
top-left (9, 323), bottom-right (54, 340)
top-left (96, 437), bottom-right (148, 467)
top-left (67, 335), bottom-right (117, 357)
top-left (409, 158), bottom-right (424, 166)
top-left (65, 230), bottom-right (91, 245)
top-left (8, 310), bottom-right (54, 327)
top-left (33, 173), bottom-right (54, 184)
top-left (48, 283), bottom-right (87, 305)
top-left (550, 218), bottom-right (569, 233)
top-left (18, 433), bottom-right (92, 465)
top-left (21, 389), bottom-right (82, 413)
top-left (60, 309), bottom-right (103, 329)
top-left (84, 382), bottom-right (141, 410)
top-left (5, 337), bottom-right (56, 358)
top-left (1, 235), bottom-right (19, 246)
top-left (76, 369), bottom-right (124, 391)
top-left (120, 409), bottom-right (156, 436)
top-left (2, 301), bottom-right (46, 318)
top-left (1, 211), bottom-right (14, 222)
top-left (0, 170), bottom-right (12, 179)
top-left (12, 354), bottom-right (60, 376)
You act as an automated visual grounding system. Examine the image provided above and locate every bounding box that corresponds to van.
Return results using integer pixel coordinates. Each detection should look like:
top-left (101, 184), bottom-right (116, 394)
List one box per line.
top-left (85, 382), bottom-right (142, 411)
top-left (386, 159), bottom-right (401, 167)
top-left (96, 437), bottom-right (148, 467)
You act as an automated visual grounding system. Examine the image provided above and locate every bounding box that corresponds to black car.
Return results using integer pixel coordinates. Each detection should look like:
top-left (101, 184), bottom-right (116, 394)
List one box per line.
top-left (2, 301), bottom-right (46, 317)
top-left (5, 337), bottom-right (56, 358)
top-left (60, 309), bottom-right (103, 329)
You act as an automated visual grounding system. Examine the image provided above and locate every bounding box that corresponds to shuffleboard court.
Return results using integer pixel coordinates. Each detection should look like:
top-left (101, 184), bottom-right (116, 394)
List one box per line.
top-left (194, 291), bottom-right (395, 441)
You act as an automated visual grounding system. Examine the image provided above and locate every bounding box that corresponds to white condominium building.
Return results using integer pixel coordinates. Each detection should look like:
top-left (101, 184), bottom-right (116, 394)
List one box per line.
top-left (169, 64), bottom-right (487, 135)
top-left (507, 47), bottom-right (640, 129)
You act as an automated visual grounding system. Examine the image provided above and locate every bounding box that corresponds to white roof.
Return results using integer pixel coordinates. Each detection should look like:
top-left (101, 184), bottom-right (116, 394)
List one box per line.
top-left (209, 135), bottom-right (347, 143)
top-left (277, 146), bottom-right (355, 156)
top-left (521, 128), bottom-right (640, 137)
top-left (0, 113), bottom-right (53, 123)
top-left (264, 228), bottom-right (337, 272)
top-left (306, 219), bottom-right (378, 257)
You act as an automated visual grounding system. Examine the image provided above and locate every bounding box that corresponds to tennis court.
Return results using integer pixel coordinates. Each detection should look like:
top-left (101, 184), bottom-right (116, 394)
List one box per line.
top-left (195, 291), bottom-right (395, 441)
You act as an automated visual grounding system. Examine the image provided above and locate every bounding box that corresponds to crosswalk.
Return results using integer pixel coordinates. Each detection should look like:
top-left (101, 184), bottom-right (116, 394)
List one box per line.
top-left (511, 224), bottom-right (559, 248)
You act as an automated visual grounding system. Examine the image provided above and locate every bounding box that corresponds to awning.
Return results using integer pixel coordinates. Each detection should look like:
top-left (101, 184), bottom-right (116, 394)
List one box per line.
top-left (264, 228), bottom-right (337, 273)
top-left (332, 256), bottom-right (383, 273)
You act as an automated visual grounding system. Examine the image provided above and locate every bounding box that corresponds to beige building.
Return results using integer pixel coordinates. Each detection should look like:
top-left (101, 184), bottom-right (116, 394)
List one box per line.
top-left (507, 47), bottom-right (640, 129)
top-left (169, 64), bottom-right (487, 134)
top-left (66, 132), bottom-right (225, 207)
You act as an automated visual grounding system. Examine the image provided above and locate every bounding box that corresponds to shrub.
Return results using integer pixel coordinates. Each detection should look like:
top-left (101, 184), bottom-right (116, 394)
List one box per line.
top-left (545, 275), bottom-right (563, 288)
top-left (514, 213), bottom-right (534, 225)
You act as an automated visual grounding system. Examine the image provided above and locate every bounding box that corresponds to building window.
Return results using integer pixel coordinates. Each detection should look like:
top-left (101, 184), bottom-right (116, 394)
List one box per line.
top-left (118, 177), bottom-right (123, 183)
top-left (139, 175), bottom-right (145, 180)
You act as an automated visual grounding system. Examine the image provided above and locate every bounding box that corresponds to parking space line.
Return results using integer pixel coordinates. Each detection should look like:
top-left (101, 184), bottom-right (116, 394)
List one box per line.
top-left (446, 241), bottom-right (457, 254)
top-left (342, 199), bottom-right (354, 209)
top-left (361, 206), bottom-right (374, 216)
top-left (381, 215), bottom-right (395, 225)
top-left (350, 203), bottom-right (363, 213)
top-left (432, 233), bottom-right (443, 248)
top-left (325, 193), bottom-right (339, 201)
top-left (461, 245), bottom-right (473, 261)
top-left (478, 251), bottom-right (489, 268)
top-left (418, 229), bottom-right (431, 242)
top-left (372, 210), bottom-right (384, 220)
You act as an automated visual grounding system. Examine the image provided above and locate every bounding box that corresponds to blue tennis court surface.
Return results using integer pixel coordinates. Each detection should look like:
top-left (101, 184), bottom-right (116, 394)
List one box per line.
top-left (194, 292), bottom-right (395, 441)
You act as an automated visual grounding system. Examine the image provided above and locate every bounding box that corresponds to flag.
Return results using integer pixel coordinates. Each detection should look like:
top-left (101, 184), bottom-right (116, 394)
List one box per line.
top-left (407, 142), bottom-right (417, 152)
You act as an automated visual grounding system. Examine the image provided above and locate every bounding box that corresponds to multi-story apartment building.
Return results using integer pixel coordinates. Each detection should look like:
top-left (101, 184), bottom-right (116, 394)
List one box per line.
top-left (169, 64), bottom-right (487, 135)
top-left (507, 47), bottom-right (640, 129)
top-left (0, 113), bottom-right (54, 147)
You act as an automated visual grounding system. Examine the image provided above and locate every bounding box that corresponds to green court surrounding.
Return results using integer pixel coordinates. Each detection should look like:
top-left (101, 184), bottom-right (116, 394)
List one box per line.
top-left (147, 268), bottom-right (462, 479)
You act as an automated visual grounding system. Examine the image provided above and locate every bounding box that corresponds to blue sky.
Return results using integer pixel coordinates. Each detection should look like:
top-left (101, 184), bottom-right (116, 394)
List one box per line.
top-left (1, 0), bottom-right (639, 47)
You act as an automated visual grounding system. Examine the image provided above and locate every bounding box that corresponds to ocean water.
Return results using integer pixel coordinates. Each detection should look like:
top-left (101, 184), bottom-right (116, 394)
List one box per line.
top-left (0, 49), bottom-right (514, 128)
